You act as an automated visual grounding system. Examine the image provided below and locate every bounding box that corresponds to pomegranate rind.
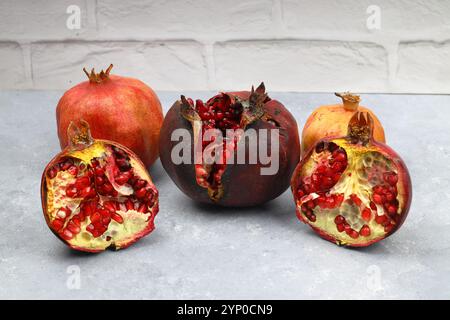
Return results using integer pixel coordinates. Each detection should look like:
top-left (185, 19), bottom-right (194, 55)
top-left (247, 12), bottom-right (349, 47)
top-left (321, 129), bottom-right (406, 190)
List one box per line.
top-left (41, 138), bottom-right (159, 253)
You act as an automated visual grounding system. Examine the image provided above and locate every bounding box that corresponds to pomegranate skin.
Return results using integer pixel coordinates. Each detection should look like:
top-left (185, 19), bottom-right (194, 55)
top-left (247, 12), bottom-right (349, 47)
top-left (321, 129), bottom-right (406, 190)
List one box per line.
top-left (301, 93), bottom-right (385, 155)
top-left (159, 86), bottom-right (300, 207)
top-left (291, 112), bottom-right (412, 247)
top-left (56, 65), bottom-right (163, 168)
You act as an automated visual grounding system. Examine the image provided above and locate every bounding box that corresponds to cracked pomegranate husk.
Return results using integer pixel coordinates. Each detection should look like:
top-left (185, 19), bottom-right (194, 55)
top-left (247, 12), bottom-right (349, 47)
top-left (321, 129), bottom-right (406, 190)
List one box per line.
top-left (41, 120), bottom-right (159, 252)
top-left (292, 112), bottom-right (411, 247)
top-left (159, 83), bottom-right (300, 207)
top-left (301, 92), bottom-right (386, 155)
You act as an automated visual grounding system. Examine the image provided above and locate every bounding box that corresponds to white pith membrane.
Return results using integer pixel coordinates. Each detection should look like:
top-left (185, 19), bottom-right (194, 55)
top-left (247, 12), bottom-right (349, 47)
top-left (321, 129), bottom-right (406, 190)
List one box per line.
top-left (44, 141), bottom-right (157, 251)
top-left (296, 138), bottom-right (404, 246)
top-left (180, 85), bottom-right (267, 202)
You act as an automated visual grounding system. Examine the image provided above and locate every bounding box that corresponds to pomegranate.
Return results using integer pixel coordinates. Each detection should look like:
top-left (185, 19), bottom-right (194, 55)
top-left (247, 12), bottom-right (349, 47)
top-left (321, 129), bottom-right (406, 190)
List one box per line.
top-left (41, 120), bottom-right (159, 252)
top-left (291, 112), bottom-right (411, 247)
top-left (159, 83), bottom-right (300, 207)
top-left (301, 92), bottom-right (386, 155)
top-left (56, 64), bottom-right (163, 168)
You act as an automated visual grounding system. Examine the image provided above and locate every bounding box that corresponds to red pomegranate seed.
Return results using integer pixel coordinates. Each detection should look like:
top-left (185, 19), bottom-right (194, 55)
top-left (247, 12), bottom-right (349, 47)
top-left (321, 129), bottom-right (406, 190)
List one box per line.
top-left (375, 214), bottom-right (387, 224)
top-left (125, 199), bottom-right (135, 211)
top-left (61, 229), bottom-right (74, 240)
top-left (372, 194), bottom-right (383, 205)
top-left (350, 194), bottom-right (362, 206)
top-left (384, 172), bottom-right (398, 186)
top-left (75, 176), bottom-right (91, 189)
top-left (133, 179), bottom-right (147, 190)
top-left (349, 229), bottom-right (359, 239)
top-left (360, 225), bottom-right (371, 237)
top-left (57, 207), bottom-right (71, 219)
top-left (94, 167), bottom-right (104, 176)
top-left (68, 165), bottom-right (78, 176)
top-left (103, 201), bottom-right (117, 212)
top-left (91, 159), bottom-right (99, 168)
top-left (307, 201), bottom-right (315, 209)
top-left (51, 219), bottom-right (64, 231)
top-left (115, 173), bottom-right (130, 185)
top-left (67, 222), bottom-right (80, 234)
top-left (47, 166), bottom-right (58, 179)
top-left (384, 223), bottom-right (394, 233)
top-left (95, 176), bottom-right (105, 186)
top-left (137, 203), bottom-right (147, 213)
top-left (60, 160), bottom-right (72, 171)
top-left (90, 212), bottom-right (101, 223)
top-left (361, 208), bottom-right (372, 222)
top-left (103, 183), bottom-right (114, 194)
top-left (387, 205), bottom-right (397, 214)
top-left (334, 215), bottom-right (345, 225)
top-left (336, 223), bottom-right (345, 232)
top-left (308, 213), bottom-right (316, 222)
top-left (135, 187), bottom-right (147, 199)
top-left (111, 212), bottom-right (124, 224)
top-left (373, 186), bottom-right (383, 194)
top-left (66, 186), bottom-right (78, 198)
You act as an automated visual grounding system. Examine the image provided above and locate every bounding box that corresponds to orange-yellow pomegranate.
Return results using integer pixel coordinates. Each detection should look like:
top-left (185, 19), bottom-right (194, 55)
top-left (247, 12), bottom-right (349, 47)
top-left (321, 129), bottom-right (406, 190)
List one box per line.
top-left (57, 64), bottom-right (163, 168)
top-left (301, 93), bottom-right (385, 155)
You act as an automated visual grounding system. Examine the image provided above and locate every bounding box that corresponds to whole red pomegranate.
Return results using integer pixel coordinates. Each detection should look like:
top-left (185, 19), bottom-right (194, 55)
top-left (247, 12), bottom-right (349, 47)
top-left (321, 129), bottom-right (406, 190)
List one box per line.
top-left (159, 83), bottom-right (300, 207)
top-left (41, 120), bottom-right (159, 252)
top-left (57, 64), bottom-right (163, 168)
top-left (301, 92), bottom-right (385, 155)
top-left (292, 112), bottom-right (411, 247)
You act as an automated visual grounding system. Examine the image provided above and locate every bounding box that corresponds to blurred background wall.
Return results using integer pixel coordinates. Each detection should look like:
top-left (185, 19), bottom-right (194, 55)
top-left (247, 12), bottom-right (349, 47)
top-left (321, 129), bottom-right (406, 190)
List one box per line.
top-left (0, 0), bottom-right (449, 93)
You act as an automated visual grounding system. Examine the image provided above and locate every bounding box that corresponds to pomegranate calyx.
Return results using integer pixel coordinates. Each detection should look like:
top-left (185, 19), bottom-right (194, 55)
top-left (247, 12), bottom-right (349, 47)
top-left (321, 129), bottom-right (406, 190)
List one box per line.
top-left (346, 112), bottom-right (374, 145)
top-left (83, 64), bottom-right (113, 83)
top-left (239, 82), bottom-right (267, 127)
top-left (180, 95), bottom-right (201, 122)
top-left (67, 119), bottom-right (94, 150)
top-left (335, 92), bottom-right (360, 111)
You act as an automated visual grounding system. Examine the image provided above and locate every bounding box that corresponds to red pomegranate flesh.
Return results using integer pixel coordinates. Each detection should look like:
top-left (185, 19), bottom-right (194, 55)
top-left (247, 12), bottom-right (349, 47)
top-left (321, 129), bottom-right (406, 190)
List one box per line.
top-left (291, 112), bottom-right (412, 247)
top-left (41, 120), bottom-right (159, 252)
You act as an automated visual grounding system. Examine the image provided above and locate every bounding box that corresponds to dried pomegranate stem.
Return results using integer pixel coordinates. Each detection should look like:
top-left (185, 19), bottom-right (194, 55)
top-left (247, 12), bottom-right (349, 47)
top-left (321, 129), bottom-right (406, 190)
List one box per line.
top-left (83, 64), bottom-right (113, 83)
top-left (335, 92), bottom-right (360, 111)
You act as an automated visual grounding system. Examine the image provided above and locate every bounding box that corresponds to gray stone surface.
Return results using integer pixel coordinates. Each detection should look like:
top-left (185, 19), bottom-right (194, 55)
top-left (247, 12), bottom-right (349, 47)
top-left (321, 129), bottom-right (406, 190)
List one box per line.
top-left (0, 90), bottom-right (449, 299)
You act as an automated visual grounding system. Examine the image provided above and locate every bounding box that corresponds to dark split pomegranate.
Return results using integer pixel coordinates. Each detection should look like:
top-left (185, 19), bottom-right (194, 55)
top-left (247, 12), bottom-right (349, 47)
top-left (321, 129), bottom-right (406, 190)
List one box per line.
top-left (41, 120), bottom-right (159, 252)
top-left (292, 112), bottom-right (411, 247)
top-left (57, 64), bottom-right (164, 168)
top-left (159, 83), bottom-right (300, 207)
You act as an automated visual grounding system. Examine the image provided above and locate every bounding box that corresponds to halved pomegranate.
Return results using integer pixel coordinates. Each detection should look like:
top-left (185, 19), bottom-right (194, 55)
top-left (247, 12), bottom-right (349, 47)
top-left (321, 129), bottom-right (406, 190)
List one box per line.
top-left (41, 120), bottom-right (159, 252)
top-left (291, 112), bottom-right (411, 247)
top-left (160, 83), bottom-right (300, 206)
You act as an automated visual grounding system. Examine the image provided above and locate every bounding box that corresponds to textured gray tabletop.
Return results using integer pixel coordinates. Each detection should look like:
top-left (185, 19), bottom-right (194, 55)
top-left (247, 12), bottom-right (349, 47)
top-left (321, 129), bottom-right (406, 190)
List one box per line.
top-left (0, 90), bottom-right (449, 299)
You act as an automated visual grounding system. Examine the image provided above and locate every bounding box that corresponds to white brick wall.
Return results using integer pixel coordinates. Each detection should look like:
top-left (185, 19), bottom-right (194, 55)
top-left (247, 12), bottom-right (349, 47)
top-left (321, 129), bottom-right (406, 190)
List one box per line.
top-left (1, 0), bottom-right (450, 93)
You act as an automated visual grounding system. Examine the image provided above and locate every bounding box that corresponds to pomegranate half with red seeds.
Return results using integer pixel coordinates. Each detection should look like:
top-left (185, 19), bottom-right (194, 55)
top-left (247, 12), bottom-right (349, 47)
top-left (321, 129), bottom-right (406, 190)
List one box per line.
top-left (159, 83), bottom-right (300, 207)
top-left (41, 120), bottom-right (159, 252)
top-left (291, 112), bottom-right (411, 247)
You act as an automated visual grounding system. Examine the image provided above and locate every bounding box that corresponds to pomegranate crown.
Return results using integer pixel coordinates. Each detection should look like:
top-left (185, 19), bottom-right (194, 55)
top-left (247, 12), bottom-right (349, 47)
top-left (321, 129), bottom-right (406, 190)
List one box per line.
top-left (335, 92), bottom-right (360, 111)
top-left (347, 112), bottom-right (374, 145)
top-left (83, 64), bottom-right (113, 83)
top-left (67, 119), bottom-right (94, 150)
